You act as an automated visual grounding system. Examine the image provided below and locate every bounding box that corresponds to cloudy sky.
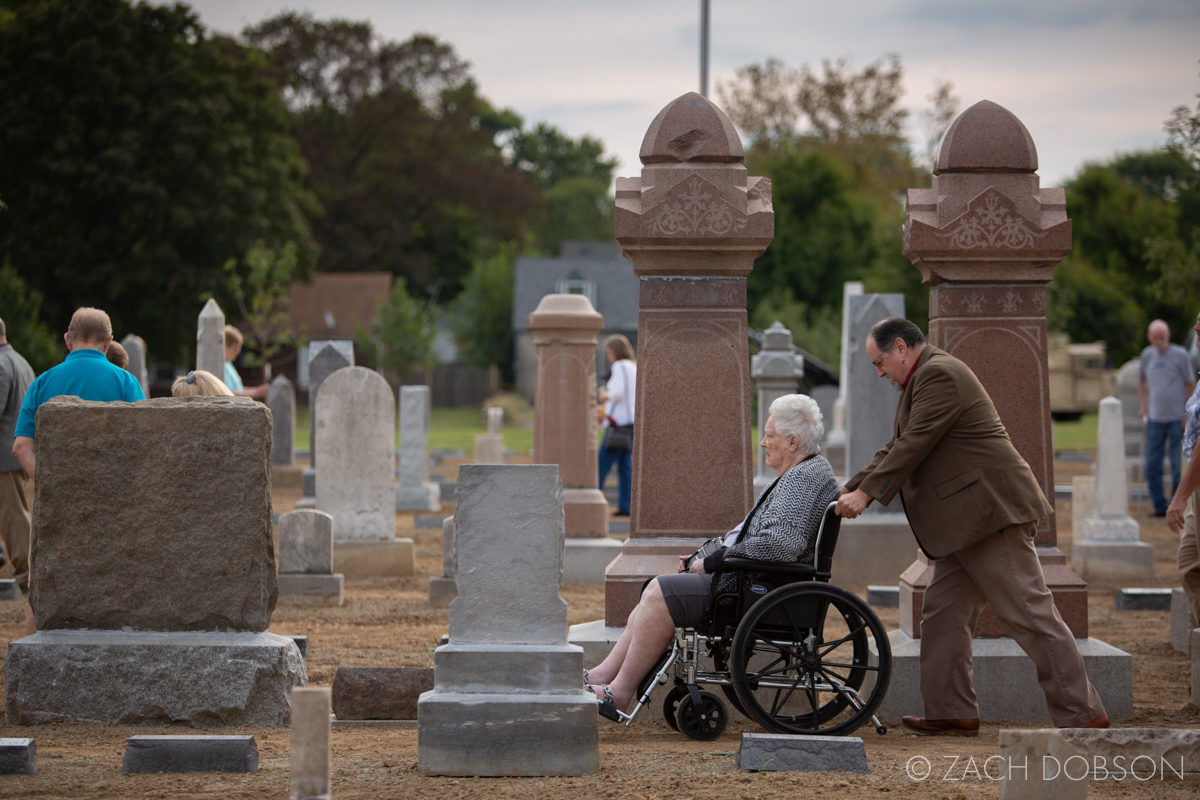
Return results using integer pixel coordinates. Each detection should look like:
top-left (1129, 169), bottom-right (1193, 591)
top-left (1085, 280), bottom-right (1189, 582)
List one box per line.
top-left (187, 0), bottom-right (1199, 188)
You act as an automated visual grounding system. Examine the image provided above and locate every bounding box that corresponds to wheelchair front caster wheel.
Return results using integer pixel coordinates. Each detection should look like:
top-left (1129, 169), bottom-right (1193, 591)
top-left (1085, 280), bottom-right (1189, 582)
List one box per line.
top-left (876, 724), bottom-right (887, 735)
top-left (675, 690), bottom-right (727, 741)
top-left (662, 685), bottom-right (688, 731)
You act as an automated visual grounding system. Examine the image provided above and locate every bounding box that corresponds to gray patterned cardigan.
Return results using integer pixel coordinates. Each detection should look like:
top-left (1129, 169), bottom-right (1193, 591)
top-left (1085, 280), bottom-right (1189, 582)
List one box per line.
top-left (703, 454), bottom-right (839, 599)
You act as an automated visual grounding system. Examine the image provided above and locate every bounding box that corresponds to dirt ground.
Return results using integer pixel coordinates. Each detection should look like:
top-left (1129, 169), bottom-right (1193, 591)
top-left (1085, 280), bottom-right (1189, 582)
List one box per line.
top-left (0, 455), bottom-right (1197, 799)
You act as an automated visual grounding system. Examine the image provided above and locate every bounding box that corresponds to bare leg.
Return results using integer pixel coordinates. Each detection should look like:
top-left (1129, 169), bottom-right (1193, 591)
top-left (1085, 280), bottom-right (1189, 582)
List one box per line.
top-left (585, 607), bottom-right (638, 686)
top-left (587, 578), bottom-right (675, 711)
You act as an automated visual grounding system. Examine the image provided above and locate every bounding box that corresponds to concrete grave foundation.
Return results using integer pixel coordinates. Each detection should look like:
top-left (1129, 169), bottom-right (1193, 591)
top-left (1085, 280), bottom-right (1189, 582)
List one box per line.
top-left (876, 631), bottom-right (1131, 725)
top-left (419, 465), bottom-right (597, 776)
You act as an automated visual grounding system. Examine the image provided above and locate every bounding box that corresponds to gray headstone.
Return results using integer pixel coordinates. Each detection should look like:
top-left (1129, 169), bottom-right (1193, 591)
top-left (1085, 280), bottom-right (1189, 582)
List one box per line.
top-left (866, 585), bottom-right (899, 607)
top-left (120, 334), bottom-right (149, 397)
top-left (1116, 358), bottom-right (1144, 461)
top-left (121, 735), bottom-right (259, 774)
top-left (268, 374), bottom-right (296, 466)
top-left (291, 635), bottom-right (309, 657)
top-left (418, 464), bottom-right (597, 776)
top-left (305, 341), bottom-right (354, 471)
top-left (845, 293), bottom-right (904, 510)
top-left (278, 510), bottom-right (334, 574)
top-left (29, 396), bottom-right (276, 631)
top-left (0, 738), bottom-right (35, 775)
top-left (396, 385), bottom-right (440, 511)
top-left (196, 299), bottom-right (225, 377)
top-left (449, 465), bottom-right (566, 643)
top-left (0, 579), bottom-right (20, 601)
top-left (736, 733), bottom-right (867, 773)
top-left (315, 367), bottom-right (395, 540)
top-left (1081, 397), bottom-right (1140, 542)
top-left (751, 320), bottom-right (805, 488)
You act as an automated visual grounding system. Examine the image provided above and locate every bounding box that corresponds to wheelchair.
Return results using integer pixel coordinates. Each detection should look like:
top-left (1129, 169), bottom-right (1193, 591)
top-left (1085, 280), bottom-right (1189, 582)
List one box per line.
top-left (604, 501), bottom-right (891, 741)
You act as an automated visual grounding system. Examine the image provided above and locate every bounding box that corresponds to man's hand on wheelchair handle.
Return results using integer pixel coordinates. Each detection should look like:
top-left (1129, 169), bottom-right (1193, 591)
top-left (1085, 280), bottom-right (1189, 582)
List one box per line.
top-left (836, 488), bottom-right (871, 519)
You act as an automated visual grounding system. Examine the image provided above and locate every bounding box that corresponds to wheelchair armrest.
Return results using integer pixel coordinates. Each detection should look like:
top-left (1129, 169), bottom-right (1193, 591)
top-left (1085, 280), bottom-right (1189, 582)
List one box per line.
top-left (720, 556), bottom-right (827, 581)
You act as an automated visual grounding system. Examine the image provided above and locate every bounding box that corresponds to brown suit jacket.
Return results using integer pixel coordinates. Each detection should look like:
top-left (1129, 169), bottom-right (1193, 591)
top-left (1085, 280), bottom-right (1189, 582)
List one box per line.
top-left (845, 345), bottom-right (1052, 558)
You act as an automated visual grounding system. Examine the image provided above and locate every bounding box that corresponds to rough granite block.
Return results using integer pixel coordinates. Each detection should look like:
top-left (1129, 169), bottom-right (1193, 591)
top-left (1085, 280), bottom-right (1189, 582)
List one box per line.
top-left (1114, 588), bottom-right (1172, 611)
top-left (735, 733), bottom-right (867, 773)
top-left (0, 738), bottom-right (35, 775)
top-left (5, 631), bottom-right (305, 726)
top-left (30, 396), bottom-right (275, 632)
top-left (121, 735), bottom-right (258, 774)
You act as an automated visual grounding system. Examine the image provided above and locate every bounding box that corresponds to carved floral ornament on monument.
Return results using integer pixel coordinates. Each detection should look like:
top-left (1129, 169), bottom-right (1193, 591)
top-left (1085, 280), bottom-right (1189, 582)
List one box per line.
top-left (934, 287), bottom-right (1048, 317)
top-left (904, 187), bottom-right (1068, 253)
top-left (645, 175), bottom-right (749, 237)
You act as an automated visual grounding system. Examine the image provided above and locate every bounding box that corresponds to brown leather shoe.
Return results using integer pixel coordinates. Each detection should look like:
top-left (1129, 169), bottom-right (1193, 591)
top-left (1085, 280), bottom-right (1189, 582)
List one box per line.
top-left (1071, 712), bottom-right (1110, 729)
top-left (901, 715), bottom-right (980, 736)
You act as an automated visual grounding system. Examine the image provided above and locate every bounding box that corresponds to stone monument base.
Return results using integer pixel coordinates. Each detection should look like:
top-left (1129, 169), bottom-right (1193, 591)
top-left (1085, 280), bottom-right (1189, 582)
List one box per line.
top-left (563, 537), bottom-right (623, 583)
top-left (418, 643), bottom-right (597, 776)
top-left (604, 537), bottom-right (709, 626)
top-left (333, 539), bottom-right (414, 578)
top-left (876, 630), bottom-right (1132, 725)
top-left (5, 630), bottom-right (305, 726)
top-left (1071, 540), bottom-right (1155, 580)
top-left (428, 577), bottom-right (456, 607)
top-left (567, 619), bottom-right (623, 667)
top-left (277, 573), bottom-right (344, 606)
top-left (830, 513), bottom-right (917, 586)
top-left (563, 488), bottom-right (609, 539)
top-left (395, 484), bottom-right (440, 512)
top-left (418, 694), bottom-right (597, 776)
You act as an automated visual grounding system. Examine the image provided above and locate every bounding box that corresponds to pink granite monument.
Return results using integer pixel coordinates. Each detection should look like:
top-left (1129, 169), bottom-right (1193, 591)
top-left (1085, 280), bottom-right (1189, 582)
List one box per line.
top-left (898, 99), bottom-right (1086, 638)
top-left (605, 92), bottom-right (773, 625)
top-left (527, 294), bottom-right (609, 541)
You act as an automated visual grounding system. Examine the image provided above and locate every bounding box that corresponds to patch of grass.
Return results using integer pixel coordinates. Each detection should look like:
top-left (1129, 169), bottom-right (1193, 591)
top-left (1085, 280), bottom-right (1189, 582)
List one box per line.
top-left (294, 403), bottom-right (533, 456)
top-left (1052, 412), bottom-right (1098, 453)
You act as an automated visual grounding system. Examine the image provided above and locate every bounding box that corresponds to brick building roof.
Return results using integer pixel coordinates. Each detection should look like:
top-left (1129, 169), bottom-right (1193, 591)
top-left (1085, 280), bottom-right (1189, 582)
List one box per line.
top-left (289, 272), bottom-right (393, 339)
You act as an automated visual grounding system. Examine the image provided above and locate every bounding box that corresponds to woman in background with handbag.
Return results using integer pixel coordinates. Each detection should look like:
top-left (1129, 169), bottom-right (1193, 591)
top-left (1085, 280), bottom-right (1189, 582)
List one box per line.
top-left (598, 334), bottom-right (636, 517)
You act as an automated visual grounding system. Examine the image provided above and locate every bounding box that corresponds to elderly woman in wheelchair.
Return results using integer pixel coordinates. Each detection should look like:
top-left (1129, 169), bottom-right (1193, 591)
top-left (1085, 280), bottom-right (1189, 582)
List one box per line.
top-left (584, 393), bottom-right (892, 739)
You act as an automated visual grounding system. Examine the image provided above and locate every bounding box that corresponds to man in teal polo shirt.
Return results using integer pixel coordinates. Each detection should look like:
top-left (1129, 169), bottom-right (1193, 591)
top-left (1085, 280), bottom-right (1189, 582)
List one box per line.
top-left (12, 307), bottom-right (144, 480)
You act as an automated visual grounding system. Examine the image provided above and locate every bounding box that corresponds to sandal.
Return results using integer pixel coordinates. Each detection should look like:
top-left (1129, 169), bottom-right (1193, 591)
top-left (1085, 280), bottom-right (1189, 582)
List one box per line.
top-left (583, 668), bottom-right (590, 686)
top-left (587, 683), bottom-right (621, 722)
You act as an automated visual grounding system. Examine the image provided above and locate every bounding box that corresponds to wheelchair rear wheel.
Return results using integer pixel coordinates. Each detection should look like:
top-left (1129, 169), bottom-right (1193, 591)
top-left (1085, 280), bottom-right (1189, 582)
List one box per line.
top-left (728, 582), bottom-right (890, 736)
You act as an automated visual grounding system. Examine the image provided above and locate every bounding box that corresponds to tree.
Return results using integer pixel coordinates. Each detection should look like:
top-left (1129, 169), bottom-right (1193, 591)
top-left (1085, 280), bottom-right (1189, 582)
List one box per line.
top-left (0, 0), bottom-right (317, 360)
top-left (720, 54), bottom-right (950, 334)
top-left (243, 14), bottom-right (539, 297)
top-left (507, 122), bottom-right (617, 255)
top-left (0, 260), bottom-right (61, 373)
top-left (1050, 155), bottom-right (1192, 363)
top-left (222, 241), bottom-right (301, 368)
top-left (450, 247), bottom-right (516, 381)
top-left (357, 277), bottom-right (436, 380)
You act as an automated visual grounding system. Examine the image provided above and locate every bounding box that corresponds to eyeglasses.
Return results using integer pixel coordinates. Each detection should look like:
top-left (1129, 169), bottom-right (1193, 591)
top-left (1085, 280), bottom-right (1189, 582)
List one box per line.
top-left (871, 350), bottom-right (891, 370)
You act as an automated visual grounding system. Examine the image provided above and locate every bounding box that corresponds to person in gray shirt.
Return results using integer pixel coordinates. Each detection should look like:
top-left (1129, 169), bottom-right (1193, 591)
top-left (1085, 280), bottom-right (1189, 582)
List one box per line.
top-left (0, 317), bottom-right (36, 598)
top-left (1140, 319), bottom-right (1196, 516)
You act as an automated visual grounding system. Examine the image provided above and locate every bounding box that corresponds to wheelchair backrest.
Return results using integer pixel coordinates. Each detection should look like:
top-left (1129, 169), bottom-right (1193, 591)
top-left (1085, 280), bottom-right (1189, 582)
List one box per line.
top-left (810, 501), bottom-right (842, 581)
